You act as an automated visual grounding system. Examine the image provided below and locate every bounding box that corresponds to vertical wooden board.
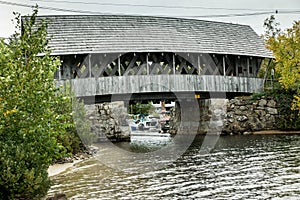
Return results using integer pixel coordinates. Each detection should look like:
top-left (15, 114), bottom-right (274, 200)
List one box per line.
top-left (243, 77), bottom-right (247, 92)
top-left (103, 77), bottom-right (109, 95)
top-left (165, 75), bottom-right (170, 92)
top-left (144, 75), bottom-right (151, 92)
top-left (172, 75), bottom-right (177, 92)
top-left (229, 77), bottom-right (233, 92)
top-left (200, 75), bottom-right (204, 91)
top-left (240, 77), bottom-right (244, 92)
top-left (215, 76), bottom-right (219, 91)
top-left (171, 74), bottom-right (176, 91)
top-left (99, 77), bottom-right (106, 95)
top-left (201, 76), bottom-right (206, 91)
top-left (113, 77), bottom-right (119, 94)
top-left (182, 75), bottom-right (188, 91)
top-left (133, 75), bottom-right (138, 93)
top-left (233, 77), bottom-right (237, 92)
top-left (193, 75), bottom-right (198, 91)
top-left (82, 78), bottom-right (95, 96)
top-left (224, 76), bottom-right (228, 92)
top-left (214, 76), bottom-right (218, 91)
top-left (247, 78), bottom-right (251, 92)
top-left (210, 75), bottom-right (214, 91)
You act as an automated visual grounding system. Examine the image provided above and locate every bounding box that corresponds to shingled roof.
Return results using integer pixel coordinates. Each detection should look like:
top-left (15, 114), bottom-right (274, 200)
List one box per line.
top-left (34, 15), bottom-right (272, 58)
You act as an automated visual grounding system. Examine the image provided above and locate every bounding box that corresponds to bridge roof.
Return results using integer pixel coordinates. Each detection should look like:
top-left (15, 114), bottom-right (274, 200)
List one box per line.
top-left (34, 15), bottom-right (273, 58)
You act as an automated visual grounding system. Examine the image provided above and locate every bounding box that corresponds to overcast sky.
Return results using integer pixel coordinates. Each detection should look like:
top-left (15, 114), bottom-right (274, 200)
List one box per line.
top-left (0, 0), bottom-right (300, 38)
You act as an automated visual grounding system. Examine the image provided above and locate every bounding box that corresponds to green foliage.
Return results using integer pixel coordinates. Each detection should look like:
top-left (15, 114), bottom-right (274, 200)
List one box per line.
top-left (72, 98), bottom-right (96, 147)
top-left (269, 89), bottom-right (300, 130)
top-left (53, 89), bottom-right (96, 155)
top-left (0, 8), bottom-right (83, 199)
top-left (264, 16), bottom-right (300, 114)
top-left (128, 102), bottom-right (155, 115)
top-left (252, 89), bottom-right (300, 130)
top-left (52, 92), bottom-right (82, 156)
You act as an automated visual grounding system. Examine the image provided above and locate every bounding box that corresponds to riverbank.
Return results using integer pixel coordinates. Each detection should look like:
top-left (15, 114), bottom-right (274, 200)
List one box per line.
top-left (48, 146), bottom-right (98, 177)
top-left (48, 159), bottom-right (83, 177)
top-left (253, 130), bottom-right (300, 135)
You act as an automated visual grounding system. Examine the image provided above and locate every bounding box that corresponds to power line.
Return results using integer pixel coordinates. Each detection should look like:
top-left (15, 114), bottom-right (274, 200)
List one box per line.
top-left (180, 10), bottom-right (300, 18)
top-left (0, 0), bottom-right (111, 14)
top-left (29, 0), bottom-right (274, 12)
top-left (1, 0), bottom-right (299, 19)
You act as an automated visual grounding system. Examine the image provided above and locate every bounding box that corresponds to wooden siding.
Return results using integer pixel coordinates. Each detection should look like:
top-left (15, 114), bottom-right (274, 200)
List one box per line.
top-left (57, 75), bottom-right (264, 97)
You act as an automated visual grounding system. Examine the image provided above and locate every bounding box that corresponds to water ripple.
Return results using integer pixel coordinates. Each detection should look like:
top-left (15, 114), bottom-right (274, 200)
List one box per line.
top-left (48, 134), bottom-right (300, 199)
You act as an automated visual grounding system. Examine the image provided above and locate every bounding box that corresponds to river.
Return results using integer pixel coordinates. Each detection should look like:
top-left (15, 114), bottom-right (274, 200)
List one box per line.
top-left (47, 134), bottom-right (300, 199)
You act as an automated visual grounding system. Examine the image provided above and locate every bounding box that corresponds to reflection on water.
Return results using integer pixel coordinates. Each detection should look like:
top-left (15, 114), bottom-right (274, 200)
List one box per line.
top-left (48, 134), bottom-right (300, 199)
top-left (119, 131), bottom-right (173, 153)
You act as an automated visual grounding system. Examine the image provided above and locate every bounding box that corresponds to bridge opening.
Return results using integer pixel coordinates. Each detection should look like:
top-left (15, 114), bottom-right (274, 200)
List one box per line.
top-left (57, 51), bottom-right (265, 152)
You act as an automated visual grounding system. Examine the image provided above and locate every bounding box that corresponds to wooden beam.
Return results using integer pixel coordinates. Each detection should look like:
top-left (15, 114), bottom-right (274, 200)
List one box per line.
top-left (118, 55), bottom-right (121, 76)
top-left (236, 57), bottom-right (239, 77)
top-left (146, 53), bottom-right (149, 75)
top-left (123, 53), bottom-right (138, 76)
top-left (88, 54), bottom-right (92, 78)
top-left (247, 57), bottom-right (250, 77)
top-left (198, 54), bottom-right (201, 75)
top-left (223, 55), bottom-right (226, 76)
top-left (58, 65), bottom-right (62, 80)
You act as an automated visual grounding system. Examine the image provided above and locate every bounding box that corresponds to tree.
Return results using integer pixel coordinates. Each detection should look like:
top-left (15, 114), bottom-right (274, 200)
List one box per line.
top-left (264, 16), bottom-right (300, 113)
top-left (128, 102), bottom-right (155, 115)
top-left (0, 8), bottom-right (73, 199)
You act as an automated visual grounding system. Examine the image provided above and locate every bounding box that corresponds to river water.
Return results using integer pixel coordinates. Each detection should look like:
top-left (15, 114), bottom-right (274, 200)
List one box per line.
top-left (48, 134), bottom-right (300, 199)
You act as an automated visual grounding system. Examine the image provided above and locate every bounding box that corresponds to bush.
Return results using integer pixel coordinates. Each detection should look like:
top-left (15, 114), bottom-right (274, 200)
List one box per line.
top-left (0, 8), bottom-right (75, 199)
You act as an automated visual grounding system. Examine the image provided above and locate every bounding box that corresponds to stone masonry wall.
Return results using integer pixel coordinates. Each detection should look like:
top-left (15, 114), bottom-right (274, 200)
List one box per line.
top-left (223, 96), bottom-right (278, 135)
top-left (170, 96), bottom-right (279, 135)
top-left (85, 101), bottom-right (130, 142)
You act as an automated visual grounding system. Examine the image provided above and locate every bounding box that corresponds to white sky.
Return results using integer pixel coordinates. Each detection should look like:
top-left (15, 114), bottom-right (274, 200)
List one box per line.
top-left (0, 0), bottom-right (300, 38)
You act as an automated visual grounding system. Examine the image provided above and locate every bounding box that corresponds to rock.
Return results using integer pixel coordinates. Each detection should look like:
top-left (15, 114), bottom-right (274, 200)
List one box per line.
top-left (228, 119), bottom-right (234, 123)
top-left (258, 99), bottom-right (267, 107)
top-left (237, 115), bottom-right (248, 122)
top-left (103, 105), bottom-right (108, 110)
top-left (255, 110), bottom-right (266, 117)
top-left (267, 100), bottom-right (276, 108)
top-left (229, 99), bottom-right (238, 104)
top-left (240, 106), bottom-right (247, 111)
top-left (234, 110), bottom-right (244, 115)
top-left (226, 113), bottom-right (234, 118)
top-left (266, 107), bottom-right (278, 115)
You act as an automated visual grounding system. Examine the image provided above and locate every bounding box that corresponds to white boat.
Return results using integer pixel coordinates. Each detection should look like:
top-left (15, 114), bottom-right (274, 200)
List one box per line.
top-left (138, 120), bottom-right (159, 131)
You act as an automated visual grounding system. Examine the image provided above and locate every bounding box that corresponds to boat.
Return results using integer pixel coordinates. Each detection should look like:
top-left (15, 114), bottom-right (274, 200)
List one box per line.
top-left (138, 120), bottom-right (159, 131)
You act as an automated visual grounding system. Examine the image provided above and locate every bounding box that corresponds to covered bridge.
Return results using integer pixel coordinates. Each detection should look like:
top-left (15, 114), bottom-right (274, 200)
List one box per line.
top-left (35, 15), bottom-right (272, 102)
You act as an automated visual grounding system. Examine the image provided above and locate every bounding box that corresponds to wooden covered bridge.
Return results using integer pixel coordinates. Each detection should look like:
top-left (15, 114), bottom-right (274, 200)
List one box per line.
top-left (37, 15), bottom-right (272, 103)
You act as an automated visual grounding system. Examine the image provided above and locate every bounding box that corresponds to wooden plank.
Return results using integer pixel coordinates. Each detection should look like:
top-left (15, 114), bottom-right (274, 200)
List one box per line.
top-left (66, 75), bottom-right (264, 97)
